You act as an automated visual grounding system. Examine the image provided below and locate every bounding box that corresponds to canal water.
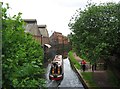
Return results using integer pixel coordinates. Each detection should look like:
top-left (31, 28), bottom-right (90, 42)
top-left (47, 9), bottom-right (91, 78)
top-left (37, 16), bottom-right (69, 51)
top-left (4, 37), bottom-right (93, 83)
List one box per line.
top-left (45, 58), bottom-right (84, 89)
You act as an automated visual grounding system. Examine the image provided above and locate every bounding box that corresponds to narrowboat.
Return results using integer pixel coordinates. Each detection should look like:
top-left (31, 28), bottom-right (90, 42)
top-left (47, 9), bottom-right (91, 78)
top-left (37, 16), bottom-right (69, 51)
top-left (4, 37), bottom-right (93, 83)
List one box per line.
top-left (49, 55), bottom-right (64, 81)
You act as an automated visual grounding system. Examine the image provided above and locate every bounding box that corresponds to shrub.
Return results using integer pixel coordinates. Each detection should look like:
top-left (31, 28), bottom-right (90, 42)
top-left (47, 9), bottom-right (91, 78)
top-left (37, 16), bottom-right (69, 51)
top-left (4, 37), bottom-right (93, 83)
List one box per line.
top-left (2, 3), bottom-right (45, 88)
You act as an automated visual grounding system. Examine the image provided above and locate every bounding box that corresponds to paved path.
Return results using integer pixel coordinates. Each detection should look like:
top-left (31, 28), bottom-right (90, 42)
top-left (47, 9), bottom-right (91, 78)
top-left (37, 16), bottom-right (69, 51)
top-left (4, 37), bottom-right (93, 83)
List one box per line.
top-left (73, 52), bottom-right (112, 88)
top-left (93, 71), bottom-right (111, 87)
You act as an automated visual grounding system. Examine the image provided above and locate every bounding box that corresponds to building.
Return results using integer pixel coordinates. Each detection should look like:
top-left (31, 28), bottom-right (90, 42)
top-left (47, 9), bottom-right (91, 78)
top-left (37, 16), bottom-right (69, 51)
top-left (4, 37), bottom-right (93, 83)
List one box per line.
top-left (38, 25), bottom-right (50, 45)
top-left (23, 19), bottom-right (50, 46)
top-left (23, 19), bottom-right (51, 62)
top-left (63, 36), bottom-right (69, 45)
top-left (23, 19), bottom-right (42, 43)
top-left (50, 31), bottom-right (69, 46)
top-left (50, 31), bottom-right (70, 58)
top-left (50, 31), bottom-right (64, 45)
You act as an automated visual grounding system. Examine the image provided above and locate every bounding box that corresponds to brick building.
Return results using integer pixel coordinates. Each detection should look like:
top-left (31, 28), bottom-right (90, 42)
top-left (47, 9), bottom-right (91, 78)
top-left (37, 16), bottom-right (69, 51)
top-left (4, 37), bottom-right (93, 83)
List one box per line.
top-left (50, 31), bottom-right (63, 45)
top-left (50, 31), bottom-right (70, 58)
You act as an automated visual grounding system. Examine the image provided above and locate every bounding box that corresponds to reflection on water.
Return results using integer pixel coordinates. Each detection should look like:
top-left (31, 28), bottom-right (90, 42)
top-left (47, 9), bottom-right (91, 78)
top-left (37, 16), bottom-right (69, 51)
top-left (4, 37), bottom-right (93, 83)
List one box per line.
top-left (45, 58), bottom-right (84, 88)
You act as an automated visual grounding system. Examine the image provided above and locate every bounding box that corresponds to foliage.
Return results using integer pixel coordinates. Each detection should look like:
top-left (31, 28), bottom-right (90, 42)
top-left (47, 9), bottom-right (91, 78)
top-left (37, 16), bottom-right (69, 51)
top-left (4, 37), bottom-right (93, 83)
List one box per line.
top-left (2, 3), bottom-right (45, 88)
top-left (68, 51), bottom-right (81, 69)
top-left (68, 2), bottom-right (120, 64)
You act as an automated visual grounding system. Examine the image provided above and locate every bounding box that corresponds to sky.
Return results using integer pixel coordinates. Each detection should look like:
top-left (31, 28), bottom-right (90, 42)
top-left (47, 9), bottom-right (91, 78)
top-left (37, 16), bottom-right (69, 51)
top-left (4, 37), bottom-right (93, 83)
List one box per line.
top-left (2, 0), bottom-right (120, 36)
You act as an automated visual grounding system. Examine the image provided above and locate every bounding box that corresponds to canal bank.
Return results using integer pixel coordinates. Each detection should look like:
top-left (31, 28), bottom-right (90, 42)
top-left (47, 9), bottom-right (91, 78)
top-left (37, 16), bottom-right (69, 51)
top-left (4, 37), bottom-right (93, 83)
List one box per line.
top-left (68, 51), bottom-right (120, 89)
top-left (68, 58), bottom-right (89, 89)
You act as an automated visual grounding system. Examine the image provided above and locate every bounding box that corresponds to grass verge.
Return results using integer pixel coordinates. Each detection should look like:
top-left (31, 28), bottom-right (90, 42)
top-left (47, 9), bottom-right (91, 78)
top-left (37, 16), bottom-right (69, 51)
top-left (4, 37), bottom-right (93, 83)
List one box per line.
top-left (68, 51), bottom-right (99, 88)
top-left (81, 72), bottom-right (98, 88)
top-left (68, 51), bottom-right (81, 69)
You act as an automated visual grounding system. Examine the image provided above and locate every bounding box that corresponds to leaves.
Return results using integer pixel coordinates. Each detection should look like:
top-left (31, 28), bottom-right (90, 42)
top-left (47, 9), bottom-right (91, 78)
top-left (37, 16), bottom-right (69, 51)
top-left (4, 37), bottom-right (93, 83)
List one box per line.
top-left (69, 2), bottom-right (120, 63)
top-left (2, 3), bottom-right (45, 88)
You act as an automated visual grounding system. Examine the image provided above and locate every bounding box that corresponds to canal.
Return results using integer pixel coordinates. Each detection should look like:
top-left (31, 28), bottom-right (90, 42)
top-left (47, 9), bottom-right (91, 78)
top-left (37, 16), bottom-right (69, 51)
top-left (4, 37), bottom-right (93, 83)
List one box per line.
top-left (45, 58), bottom-right (84, 89)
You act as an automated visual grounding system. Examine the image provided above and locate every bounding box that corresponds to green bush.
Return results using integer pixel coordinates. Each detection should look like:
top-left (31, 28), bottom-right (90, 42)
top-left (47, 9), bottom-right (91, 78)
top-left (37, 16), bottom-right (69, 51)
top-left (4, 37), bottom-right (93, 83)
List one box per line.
top-left (2, 3), bottom-right (45, 88)
top-left (68, 51), bottom-right (81, 69)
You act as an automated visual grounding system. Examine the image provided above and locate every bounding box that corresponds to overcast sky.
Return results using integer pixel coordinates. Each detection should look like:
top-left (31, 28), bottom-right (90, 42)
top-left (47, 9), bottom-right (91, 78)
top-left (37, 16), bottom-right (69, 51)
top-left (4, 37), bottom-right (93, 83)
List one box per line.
top-left (2, 0), bottom-right (120, 36)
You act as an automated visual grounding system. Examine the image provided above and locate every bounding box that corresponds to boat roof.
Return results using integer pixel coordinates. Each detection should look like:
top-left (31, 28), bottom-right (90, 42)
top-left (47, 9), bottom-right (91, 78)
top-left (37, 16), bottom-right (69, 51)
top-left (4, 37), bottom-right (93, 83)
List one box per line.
top-left (52, 55), bottom-right (63, 66)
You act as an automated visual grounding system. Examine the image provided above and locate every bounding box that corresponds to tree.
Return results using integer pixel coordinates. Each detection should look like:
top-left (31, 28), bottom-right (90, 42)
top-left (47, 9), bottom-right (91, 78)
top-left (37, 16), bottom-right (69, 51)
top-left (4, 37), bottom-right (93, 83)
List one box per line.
top-left (69, 2), bottom-right (120, 64)
top-left (2, 3), bottom-right (45, 88)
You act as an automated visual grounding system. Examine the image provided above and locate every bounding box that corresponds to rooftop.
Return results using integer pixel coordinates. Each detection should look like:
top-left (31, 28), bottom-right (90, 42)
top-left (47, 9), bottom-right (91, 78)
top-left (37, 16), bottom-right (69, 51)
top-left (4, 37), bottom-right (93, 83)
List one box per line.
top-left (38, 25), bottom-right (46, 28)
top-left (23, 19), bottom-right (37, 23)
